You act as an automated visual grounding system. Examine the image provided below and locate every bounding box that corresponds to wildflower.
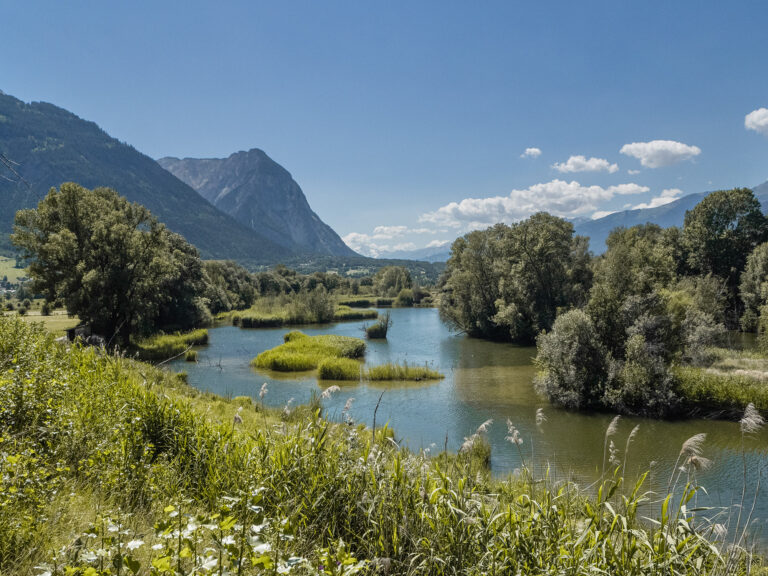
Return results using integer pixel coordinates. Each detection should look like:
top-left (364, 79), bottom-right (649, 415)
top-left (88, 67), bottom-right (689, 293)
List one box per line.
top-left (740, 402), bottom-right (765, 435)
top-left (126, 539), bottom-right (144, 551)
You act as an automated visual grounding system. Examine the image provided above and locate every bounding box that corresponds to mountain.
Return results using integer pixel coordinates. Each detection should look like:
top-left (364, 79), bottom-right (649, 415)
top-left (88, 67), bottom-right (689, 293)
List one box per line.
top-left (574, 180), bottom-right (768, 253)
top-left (0, 91), bottom-right (294, 261)
top-left (374, 244), bottom-right (452, 263)
top-left (158, 150), bottom-right (356, 257)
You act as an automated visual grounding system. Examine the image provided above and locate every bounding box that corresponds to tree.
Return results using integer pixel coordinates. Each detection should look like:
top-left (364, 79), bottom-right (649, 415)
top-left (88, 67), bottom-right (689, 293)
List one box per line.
top-left (439, 215), bottom-right (591, 343)
top-left (739, 242), bottom-right (768, 331)
top-left (373, 266), bottom-right (412, 297)
top-left (683, 188), bottom-right (768, 289)
top-left (12, 183), bottom-right (208, 345)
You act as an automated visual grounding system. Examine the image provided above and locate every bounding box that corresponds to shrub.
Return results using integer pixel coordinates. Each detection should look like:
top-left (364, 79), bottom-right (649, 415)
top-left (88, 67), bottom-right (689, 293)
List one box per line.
top-left (604, 334), bottom-right (677, 417)
top-left (317, 357), bottom-right (361, 380)
top-left (535, 310), bottom-right (610, 410)
top-left (683, 309), bottom-right (726, 365)
top-left (395, 288), bottom-right (414, 307)
top-left (365, 311), bottom-right (392, 339)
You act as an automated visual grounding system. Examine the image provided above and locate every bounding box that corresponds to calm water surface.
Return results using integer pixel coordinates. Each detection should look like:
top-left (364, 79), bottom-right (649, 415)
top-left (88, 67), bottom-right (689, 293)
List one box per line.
top-left (171, 308), bottom-right (768, 543)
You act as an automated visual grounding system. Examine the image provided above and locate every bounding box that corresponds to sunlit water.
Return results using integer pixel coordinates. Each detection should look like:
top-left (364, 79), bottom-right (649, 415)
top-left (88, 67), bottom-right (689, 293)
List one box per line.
top-left (170, 308), bottom-right (768, 545)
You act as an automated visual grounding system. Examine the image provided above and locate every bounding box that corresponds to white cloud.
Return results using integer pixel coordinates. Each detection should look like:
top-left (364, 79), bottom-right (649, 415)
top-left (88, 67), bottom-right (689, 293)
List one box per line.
top-left (745, 108), bottom-right (768, 136)
top-left (552, 155), bottom-right (618, 174)
top-left (628, 169), bottom-right (641, 175)
top-left (619, 140), bottom-right (701, 168)
top-left (418, 179), bottom-right (649, 227)
top-left (632, 188), bottom-right (685, 210)
top-left (426, 239), bottom-right (451, 248)
top-left (343, 226), bottom-right (440, 256)
top-left (591, 210), bottom-right (616, 220)
top-left (520, 147), bottom-right (542, 159)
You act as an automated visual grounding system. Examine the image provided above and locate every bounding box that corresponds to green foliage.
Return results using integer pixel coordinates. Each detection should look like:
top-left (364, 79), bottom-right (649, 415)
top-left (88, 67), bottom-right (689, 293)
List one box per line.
top-left (185, 349), bottom-right (198, 362)
top-left (12, 183), bottom-right (210, 344)
top-left (317, 357), bottom-right (362, 380)
top-left (0, 316), bottom-right (755, 575)
top-left (684, 188), bottom-right (768, 291)
top-left (203, 260), bottom-right (259, 314)
top-left (674, 365), bottom-right (768, 415)
top-left (440, 214), bottom-right (591, 343)
top-left (535, 309), bottom-right (611, 410)
top-left (740, 242), bottom-right (768, 331)
top-left (365, 311), bottom-right (392, 339)
top-left (333, 305), bottom-right (378, 321)
top-left (365, 361), bottom-right (444, 381)
top-left (253, 332), bottom-right (366, 372)
top-left (373, 266), bottom-right (412, 297)
top-left (132, 329), bottom-right (209, 361)
top-left (395, 288), bottom-right (414, 307)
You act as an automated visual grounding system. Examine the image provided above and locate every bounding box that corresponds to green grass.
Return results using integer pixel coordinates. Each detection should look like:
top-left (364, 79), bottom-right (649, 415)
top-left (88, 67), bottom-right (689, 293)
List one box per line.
top-left (317, 357), bottom-right (362, 380)
top-left (0, 255), bottom-right (25, 283)
top-left (11, 311), bottom-right (80, 336)
top-left (132, 328), bottom-right (209, 361)
top-left (366, 361), bottom-right (444, 381)
top-left (333, 305), bottom-right (378, 321)
top-left (253, 331), bottom-right (366, 372)
top-left (0, 315), bottom-right (757, 575)
top-left (674, 364), bottom-right (768, 415)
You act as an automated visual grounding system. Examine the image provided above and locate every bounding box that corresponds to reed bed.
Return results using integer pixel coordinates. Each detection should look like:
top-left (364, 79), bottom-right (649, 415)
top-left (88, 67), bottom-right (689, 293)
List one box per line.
top-left (0, 315), bottom-right (763, 575)
top-left (132, 328), bottom-right (209, 361)
top-left (317, 357), bottom-right (362, 380)
top-left (366, 361), bottom-right (444, 381)
top-left (252, 331), bottom-right (366, 372)
top-left (674, 365), bottom-right (768, 415)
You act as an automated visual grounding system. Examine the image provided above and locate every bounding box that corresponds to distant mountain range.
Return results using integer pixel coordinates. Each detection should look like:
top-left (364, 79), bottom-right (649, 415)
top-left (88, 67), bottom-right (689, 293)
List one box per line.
top-left (573, 180), bottom-right (768, 253)
top-left (158, 150), bottom-right (354, 257)
top-left (385, 180), bottom-right (768, 262)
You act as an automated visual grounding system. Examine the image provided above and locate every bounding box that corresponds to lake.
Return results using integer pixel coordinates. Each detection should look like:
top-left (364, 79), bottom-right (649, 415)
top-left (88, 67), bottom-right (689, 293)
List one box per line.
top-left (171, 307), bottom-right (768, 543)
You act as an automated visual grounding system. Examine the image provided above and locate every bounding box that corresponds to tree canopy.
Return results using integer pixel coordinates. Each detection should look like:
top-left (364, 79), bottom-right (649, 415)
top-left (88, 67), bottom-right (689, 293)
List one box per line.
top-left (12, 183), bottom-right (209, 345)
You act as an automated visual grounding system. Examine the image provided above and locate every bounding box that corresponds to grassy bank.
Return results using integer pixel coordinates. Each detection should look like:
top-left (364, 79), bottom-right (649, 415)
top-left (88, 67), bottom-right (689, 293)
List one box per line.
top-left (231, 298), bottom-right (377, 328)
top-left (131, 328), bottom-right (209, 361)
top-left (0, 315), bottom-right (757, 575)
top-left (673, 347), bottom-right (768, 417)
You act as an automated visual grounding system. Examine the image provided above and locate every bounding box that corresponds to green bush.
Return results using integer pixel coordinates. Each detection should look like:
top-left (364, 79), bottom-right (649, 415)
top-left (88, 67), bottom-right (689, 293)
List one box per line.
top-left (395, 288), bottom-right (414, 307)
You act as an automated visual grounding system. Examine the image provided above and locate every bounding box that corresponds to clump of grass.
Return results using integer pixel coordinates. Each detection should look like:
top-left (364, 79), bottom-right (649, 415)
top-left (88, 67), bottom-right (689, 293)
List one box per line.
top-left (253, 332), bottom-right (366, 372)
top-left (365, 311), bottom-right (392, 339)
top-left (132, 328), bottom-right (209, 361)
top-left (185, 349), bottom-right (198, 362)
top-left (366, 361), bottom-right (443, 381)
top-left (318, 357), bottom-right (362, 380)
top-left (336, 296), bottom-right (373, 308)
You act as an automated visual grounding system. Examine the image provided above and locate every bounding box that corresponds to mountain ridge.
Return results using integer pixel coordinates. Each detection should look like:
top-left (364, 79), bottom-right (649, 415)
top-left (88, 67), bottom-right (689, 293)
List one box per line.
top-left (0, 92), bottom-right (290, 260)
top-left (158, 150), bottom-right (356, 257)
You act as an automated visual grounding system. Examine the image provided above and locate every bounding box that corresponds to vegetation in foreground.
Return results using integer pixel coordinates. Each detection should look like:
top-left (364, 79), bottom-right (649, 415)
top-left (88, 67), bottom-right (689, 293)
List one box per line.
top-left (0, 316), bottom-right (761, 575)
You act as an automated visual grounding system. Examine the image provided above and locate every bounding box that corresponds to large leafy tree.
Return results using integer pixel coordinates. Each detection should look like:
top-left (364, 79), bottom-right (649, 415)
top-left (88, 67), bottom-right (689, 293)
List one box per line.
top-left (12, 183), bottom-right (208, 344)
top-left (683, 188), bottom-right (768, 287)
top-left (439, 214), bottom-right (591, 343)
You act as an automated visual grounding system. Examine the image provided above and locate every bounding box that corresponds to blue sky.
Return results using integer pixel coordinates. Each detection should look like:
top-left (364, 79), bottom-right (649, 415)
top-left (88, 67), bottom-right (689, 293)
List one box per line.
top-left (3, 1), bottom-right (768, 256)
